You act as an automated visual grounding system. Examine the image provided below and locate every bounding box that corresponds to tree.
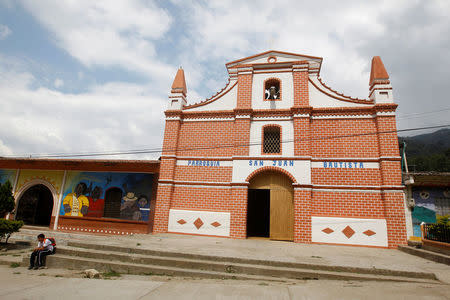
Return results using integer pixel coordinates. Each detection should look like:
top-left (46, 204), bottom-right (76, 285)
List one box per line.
top-left (0, 181), bottom-right (15, 217)
top-left (0, 181), bottom-right (23, 244)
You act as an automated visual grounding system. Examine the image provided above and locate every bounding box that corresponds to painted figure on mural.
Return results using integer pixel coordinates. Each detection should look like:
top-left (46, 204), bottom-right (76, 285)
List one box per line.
top-left (86, 186), bottom-right (104, 218)
top-left (62, 182), bottom-right (89, 217)
top-left (137, 195), bottom-right (150, 221)
top-left (120, 192), bottom-right (141, 221)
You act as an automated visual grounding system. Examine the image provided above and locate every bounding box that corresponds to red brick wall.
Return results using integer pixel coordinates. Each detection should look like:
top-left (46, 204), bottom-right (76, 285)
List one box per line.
top-left (382, 191), bottom-right (407, 248)
top-left (294, 189), bottom-right (312, 243)
top-left (312, 191), bottom-right (384, 218)
top-left (293, 71), bottom-right (309, 106)
top-left (170, 186), bottom-right (231, 211)
top-left (234, 118), bottom-right (251, 156)
top-left (177, 121), bottom-right (235, 157)
top-left (174, 166), bottom-right (233, 182)
top-left (294, 117), bottom-right (310, 156)
top-left (230, 187), bottom-right (247, 239)
top-left (56, 216), bottom-right (149, 235)
top-left (310, 119), bottom-right (379, 158)
top-left (237, 74), bottom-right (252, 109)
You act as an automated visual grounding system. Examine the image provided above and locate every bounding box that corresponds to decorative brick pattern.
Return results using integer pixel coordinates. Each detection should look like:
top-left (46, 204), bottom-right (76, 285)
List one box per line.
top-left (342, 226), bottom-right (356, 239)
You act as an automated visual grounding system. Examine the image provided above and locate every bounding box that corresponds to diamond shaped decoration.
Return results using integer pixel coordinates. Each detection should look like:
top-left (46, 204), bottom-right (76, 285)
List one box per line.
top-left (177, 219), bottom-right (187, 225)
top-left (193, 218), bottom-right (204, 229)
top-left (363, 230), bottom-right (376, 236)
top-left (211, 221), bottom-right (221, 228)
top-left (342, 226), bottom-right (355, 239)
top-left (322, 227), bottom-right (334, 234)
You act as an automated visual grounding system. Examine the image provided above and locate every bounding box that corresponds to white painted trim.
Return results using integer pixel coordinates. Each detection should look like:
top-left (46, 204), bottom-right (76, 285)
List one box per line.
top-left (12, 169), bottom-right (20, 194)
top-left (311, 161), bottom-right (379, 169)
top-left (252, 116), bottom-right (292, 121)
top-left (176, 160), bottom-right (233, 167)
top-left (183, 118), bottom-right (234, 122)
top-left (6, 169), bottom-right (20, 220)
top-left (53, 170), bottom-right (67, 230)
top-left (376, 111), bottom-right (396, 116)
top-left (312, 188), bottom-right (381, 193)
top-left (311, 115), bottom-right (374, 119)
top-left (165, 116), bottom-right (180, 121)
top-left (168, 209), bottom-right (231, 237)
top-left (311, 216), bottom-right (388, 247)
top-left (235, 115), bottom-right (251, 119)
top-left (293, 114), bottom-right (310, 118)
top-left (313, 157), bottom-right (380, 161)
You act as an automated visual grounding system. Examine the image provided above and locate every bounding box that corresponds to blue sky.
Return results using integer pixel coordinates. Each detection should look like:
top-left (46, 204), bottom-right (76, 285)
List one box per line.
top-left (0, 1), bottom-right (449, 158)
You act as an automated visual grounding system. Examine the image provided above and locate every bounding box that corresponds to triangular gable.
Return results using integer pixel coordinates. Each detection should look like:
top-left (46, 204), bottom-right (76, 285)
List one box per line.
top-left (226, 50), bottom-right (322, 68)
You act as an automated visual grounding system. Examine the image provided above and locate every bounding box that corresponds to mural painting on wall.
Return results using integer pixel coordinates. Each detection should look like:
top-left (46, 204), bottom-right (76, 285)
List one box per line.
top-left (0, 169), bottom-right (16, 185)
top-left (59, 172), bottom-right (153, 222)
top-left (412, 187), bottom-right (450, 236)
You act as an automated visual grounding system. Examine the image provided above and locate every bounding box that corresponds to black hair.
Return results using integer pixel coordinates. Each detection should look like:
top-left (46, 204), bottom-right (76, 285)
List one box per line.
top-left (76, 182), bottom-right (87, 194)
top-left (37, 233), bottom-right (45, 239)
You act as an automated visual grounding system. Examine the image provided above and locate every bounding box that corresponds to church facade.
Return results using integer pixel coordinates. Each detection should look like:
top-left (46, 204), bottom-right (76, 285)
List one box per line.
top-left (153, 50), bottom-right (408, 248)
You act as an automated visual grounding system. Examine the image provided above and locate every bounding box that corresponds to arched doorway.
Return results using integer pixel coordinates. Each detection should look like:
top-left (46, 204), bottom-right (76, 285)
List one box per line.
top-left (15, 184), bottom-right (54, 226)
top-left (247, 171), bottom-right (294, 241)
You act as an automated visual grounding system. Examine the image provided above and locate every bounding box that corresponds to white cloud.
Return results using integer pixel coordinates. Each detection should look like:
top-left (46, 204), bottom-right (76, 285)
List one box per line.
top-left (19, 0), bottom-right (175, 80)
top-left (0, 60), bottom-right (165, 159)
top-left (0, 24), bottom-right (11, 40)
top-left (54, 78), bottom-right (64, 88)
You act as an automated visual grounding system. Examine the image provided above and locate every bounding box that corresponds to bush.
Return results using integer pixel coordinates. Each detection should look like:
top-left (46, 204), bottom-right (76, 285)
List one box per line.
top-left (0, 219), bottom-right (23, 244)
top-left (0, 181), bottom-right (15, 217)
top-left (426, 215), bottom-right (450, 243)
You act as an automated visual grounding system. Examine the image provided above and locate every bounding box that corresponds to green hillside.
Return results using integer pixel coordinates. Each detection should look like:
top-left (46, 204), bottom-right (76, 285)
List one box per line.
top-left (399, 129), bottom-right (450, 172)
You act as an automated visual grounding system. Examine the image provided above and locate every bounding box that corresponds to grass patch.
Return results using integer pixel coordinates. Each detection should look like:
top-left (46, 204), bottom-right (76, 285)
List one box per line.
top-left (103, 270), bottom-right (121, 278)
top-left (54, 275), bottom-right (63, 278)
top-left (10, 262), bottom-right (20, 268)
top-left (38, 273), bottom-right (47, 276)
top-left (13, 272), bottom-right (21, 274)
top-left (12, 254), bottom-right (21, 257)
top-left (143, 272), bottom-right (153, 276)
top-left (311, 256), bottom-right (322, 259)
top-left (258, 282), bottom-right (268, 286)
top-left (136, 243), bottom-right (141, 246)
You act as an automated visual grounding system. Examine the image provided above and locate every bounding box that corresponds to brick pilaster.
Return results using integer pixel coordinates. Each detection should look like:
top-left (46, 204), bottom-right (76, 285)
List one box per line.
top-left (293, 188), bottom-right (312, 243)
top-left (293, 71), bottom-right (309, 107)
top-left (236, 72), bottom-right (252, 109)
top-left (153, 116), bottom-right (181, 233)
top-left (230, 186), bottom-right (248, 239)
top-left (375, 104), bottom-right (407, 247)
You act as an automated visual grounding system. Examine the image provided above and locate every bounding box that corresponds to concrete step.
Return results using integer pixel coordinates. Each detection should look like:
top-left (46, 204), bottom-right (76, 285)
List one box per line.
top-left (67, 241), bottom-right (437, 281)
top-left (20, 252), bottom-right (439, 284)
top-left (398, 245), bottom-right (450, 266)
top-left (37, 247), bottom-right (436, 283)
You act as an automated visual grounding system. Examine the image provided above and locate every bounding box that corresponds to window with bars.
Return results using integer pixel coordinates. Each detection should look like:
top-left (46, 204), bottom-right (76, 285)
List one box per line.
top-left (263, 126), bottom-right (281, 154)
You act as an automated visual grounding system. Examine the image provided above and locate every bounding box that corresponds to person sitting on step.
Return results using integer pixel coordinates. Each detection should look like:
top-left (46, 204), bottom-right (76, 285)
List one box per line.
top-left (28, 234), bottom-right (54, 270)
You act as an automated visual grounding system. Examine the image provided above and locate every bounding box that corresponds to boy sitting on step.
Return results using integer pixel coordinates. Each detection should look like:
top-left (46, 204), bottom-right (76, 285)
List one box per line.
top-left (28, 234), bottom-right (54, 270)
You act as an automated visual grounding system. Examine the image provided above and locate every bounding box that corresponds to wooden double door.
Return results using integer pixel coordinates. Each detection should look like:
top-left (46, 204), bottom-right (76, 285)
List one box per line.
top-left (247, 171), bottom-right (294, 241)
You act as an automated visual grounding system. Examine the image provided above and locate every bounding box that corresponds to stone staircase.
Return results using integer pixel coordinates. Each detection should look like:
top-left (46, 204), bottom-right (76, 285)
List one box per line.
top-left (14, 240), bottom-right (438, 283)
top-left (7, 227), bottom-right (442, 284)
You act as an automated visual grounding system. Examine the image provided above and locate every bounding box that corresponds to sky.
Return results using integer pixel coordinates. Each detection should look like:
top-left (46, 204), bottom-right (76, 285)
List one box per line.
top-left (0, 0), bottom-right (449, 159)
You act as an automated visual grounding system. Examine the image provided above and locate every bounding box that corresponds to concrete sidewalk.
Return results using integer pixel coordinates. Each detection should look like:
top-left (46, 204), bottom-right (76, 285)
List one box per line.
top-left (0, 265), bottom-right (449, 300)
top-left (10, 228), bottom-right (450, 283)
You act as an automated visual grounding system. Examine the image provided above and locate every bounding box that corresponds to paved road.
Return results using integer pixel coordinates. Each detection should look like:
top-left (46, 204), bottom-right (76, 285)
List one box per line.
top-left (1, 265), bottom-right (449, 300)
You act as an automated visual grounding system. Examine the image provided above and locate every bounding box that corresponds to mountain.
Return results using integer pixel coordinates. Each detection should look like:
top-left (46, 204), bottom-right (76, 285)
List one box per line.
top-left (399, 129), bottom-right (450, 172)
